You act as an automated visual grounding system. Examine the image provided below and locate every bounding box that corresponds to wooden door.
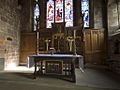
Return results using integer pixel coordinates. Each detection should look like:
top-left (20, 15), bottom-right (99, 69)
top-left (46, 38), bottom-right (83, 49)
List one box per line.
top-left (84, 29), bottom-right (105, 64)
top-left (20, 32), bottom-right (36, 64)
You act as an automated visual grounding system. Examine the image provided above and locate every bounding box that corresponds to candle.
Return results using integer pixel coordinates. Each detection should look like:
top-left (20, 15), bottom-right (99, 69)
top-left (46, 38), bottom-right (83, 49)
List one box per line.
top-left (37, 32), bottom-right (39, 40)
top-left (46, 42), bottom-right (48, 51)
top-left (70, 40), bottom-right (73, 51)
top-left (73, 30), bottom-right (77, 55)
top-left (74, 30), bottom-right (76, 38)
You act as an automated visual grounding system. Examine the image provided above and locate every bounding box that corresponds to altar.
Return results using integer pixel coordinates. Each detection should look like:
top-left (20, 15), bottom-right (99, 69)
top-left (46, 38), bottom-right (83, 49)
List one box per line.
top-left (28, 54), bottom-right (83, 82)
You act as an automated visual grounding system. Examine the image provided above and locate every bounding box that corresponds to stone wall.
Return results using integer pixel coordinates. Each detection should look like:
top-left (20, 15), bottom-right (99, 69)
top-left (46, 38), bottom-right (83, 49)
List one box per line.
top-left (108, 34), bottom-right (120, 74)
top-left (108, 0), bottom-right (120, 36)
top-left (0, 0), bottom-right (20, 69)
top-left (94, 0), bottom-right (104, 29)
top-left (20, 0), bottom-right (31, 32)
top-left (108, 0), bottom-right (120, 74)
top-left (39, 0), bottom-right (46, 29)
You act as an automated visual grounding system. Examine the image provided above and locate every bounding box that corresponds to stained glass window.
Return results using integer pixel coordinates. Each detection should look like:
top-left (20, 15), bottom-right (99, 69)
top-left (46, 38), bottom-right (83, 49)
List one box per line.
top-left (65, 0), bottom-right (73, 27)
top-left (55, 0), bottom-right (63, 22)
top-left (46, 0), bottom-right (73, 28)
top-left (47, 0), bottom-right (54, 28)
top-left (33, 0), bottom-right (40, 31)
top-left (81, 0), bottom-right (89, 28)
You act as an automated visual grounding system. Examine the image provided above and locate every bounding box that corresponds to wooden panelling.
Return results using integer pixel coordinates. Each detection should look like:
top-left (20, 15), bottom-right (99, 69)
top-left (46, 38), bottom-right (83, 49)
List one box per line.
top-left (20, 29), bottom-right (105, 65)
top-left (84, 29), bottom-right (105, 64)
top-left (20, 27), bottom-right (83, 64)
top-left (20, 32), bottom-right (37, 64)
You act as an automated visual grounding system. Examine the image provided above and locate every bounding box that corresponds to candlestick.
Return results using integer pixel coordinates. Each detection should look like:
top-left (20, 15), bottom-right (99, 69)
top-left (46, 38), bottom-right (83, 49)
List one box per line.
top-left (36, 32), bottom-right (39, 54)
top-left (45, 39), bottom-right (51, 51)
top-left (73, 30), bottom-right (77, 55)
top-left (46, 43), bottom-right (48, 51)
top-left (67, 36), bottom-right (74, 52)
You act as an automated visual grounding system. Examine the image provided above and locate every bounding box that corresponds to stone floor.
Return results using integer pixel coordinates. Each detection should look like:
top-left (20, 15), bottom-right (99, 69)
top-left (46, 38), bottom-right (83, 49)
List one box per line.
top-left (0, 64), bottom-right (120, 90)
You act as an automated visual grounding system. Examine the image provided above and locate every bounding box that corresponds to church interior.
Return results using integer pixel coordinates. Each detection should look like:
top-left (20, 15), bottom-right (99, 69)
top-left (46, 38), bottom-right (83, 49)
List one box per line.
top-left (0, 0), bottom-right (120, 90)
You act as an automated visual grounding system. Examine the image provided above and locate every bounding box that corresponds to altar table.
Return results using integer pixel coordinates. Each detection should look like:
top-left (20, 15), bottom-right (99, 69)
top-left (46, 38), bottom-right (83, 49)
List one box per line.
top-left (28, 54), bottom-right (83, 82)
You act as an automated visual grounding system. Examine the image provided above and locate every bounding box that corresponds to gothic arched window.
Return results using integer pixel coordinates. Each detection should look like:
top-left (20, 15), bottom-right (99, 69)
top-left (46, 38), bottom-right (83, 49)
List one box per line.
top-left (46, 0), bottom-right (73, 28)
top-left (33, 0), bottom-right (40, 31)
top-left (81, 0), bottom-right (89, 28)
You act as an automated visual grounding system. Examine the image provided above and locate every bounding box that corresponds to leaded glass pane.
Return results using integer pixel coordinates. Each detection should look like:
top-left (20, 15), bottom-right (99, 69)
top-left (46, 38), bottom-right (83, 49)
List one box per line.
top-left (55, 0), bottom-right (63, 22)
top-left (46, 0), bottom-right (73, 28)
top-left (81, 0), bottom-right (89, 28)
top-left (65, 0), bottom-right (73, 27)
top-left (47, 0), bottom-right (54, 28)
top-left (34, 1), bottom-right (40, 31)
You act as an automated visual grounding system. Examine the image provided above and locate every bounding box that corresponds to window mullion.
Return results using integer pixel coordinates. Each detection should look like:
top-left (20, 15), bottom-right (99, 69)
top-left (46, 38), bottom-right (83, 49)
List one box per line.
top-left (54, 0), bottom-right (56, 23)
top-left (63, 0), bottom-right (65, 23)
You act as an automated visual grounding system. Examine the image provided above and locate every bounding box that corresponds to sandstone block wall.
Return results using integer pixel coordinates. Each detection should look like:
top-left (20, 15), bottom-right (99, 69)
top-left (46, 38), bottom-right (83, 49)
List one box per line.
top-left (108, 0), bottom-right (120, 74)
top-left (0, 0), bottom-right (20, 69)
